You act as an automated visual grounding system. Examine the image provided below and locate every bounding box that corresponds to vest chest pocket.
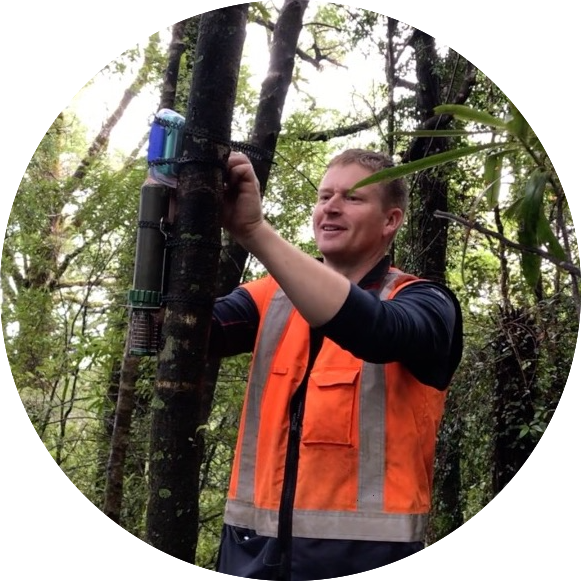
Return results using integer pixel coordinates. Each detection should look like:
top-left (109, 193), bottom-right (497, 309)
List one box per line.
top-left (302, 368), bottom-right (360, 446)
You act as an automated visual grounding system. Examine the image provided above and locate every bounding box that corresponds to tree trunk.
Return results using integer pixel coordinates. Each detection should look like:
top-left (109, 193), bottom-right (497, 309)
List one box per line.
top-left (407, 30), bottom-right (450, 284)
top-left (102, 338), bottom-right (140, 522)
top-left (158, 19), bottom-right (188, 111)
top-left (147, 0), bottom-right (308, 560)
top-left (250, 0), bottom-right (310, 187)
top-left (405, 30), bottom-right (474, 540)
top-left (145, 5), bottom-right (249, 564)
top-left (102, 21), bottom-right (189, 526)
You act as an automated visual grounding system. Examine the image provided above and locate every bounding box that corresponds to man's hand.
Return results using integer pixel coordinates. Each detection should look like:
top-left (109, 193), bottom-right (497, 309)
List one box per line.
top-left (223, 152), bottom-right (265, 245)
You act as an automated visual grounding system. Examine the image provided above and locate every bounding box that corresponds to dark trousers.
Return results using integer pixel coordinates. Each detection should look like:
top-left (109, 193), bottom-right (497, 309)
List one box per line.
top-left (216, 525), bottom-right (424, 580)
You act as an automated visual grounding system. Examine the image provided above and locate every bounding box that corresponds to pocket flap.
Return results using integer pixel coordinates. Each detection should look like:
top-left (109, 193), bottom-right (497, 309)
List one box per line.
top-left (271, 366), bottom-right (289, 375)
top-left (310, 368), bottom-right (360, 387)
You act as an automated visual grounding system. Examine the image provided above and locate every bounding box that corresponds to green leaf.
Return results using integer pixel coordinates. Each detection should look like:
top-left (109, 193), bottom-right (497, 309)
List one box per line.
top-left (537, 212), bottom-right (566, 261)
top-left (503, 197), bottom-right (523, 221)
top-left (483, 152), bottom-right (504, 209)
top-left (386, 129), bottom-right (482, 138)
top-left (518, 234), bottom-right (542, 288)
top-left (517, 171), bottom-right (547, 288)
top-left (433, 104), bottom-right (508, 131)
top-left (521, 169), bottom-right (548, 230)
top-left (351, 142), bottom-right (514, 190)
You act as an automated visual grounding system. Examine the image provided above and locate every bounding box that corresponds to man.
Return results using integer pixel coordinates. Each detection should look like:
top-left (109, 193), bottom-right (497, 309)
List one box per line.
top-left (209, 149), bottom-right (463, 580)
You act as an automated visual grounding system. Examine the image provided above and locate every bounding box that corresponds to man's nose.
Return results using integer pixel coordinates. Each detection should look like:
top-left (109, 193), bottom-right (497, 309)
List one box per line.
top-left (323, 193), bottom-right (343, 214)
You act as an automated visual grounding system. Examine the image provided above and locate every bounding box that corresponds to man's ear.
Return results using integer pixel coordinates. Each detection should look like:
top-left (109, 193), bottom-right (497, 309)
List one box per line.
top-left (384, 207), bottom-right (404, 234)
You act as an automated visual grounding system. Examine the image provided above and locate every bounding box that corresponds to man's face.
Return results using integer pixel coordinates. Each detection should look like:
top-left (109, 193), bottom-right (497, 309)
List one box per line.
top-left (312, 163), bottom-right (401, 267)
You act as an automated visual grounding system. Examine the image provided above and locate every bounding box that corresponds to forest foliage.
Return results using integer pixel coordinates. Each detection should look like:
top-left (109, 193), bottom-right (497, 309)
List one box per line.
top-left (2, 0), bottom-right (578, 571)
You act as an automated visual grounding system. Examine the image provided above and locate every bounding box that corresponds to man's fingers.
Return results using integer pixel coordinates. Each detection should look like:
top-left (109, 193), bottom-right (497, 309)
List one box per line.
top-left (227, 151), bottom-right (252, 170)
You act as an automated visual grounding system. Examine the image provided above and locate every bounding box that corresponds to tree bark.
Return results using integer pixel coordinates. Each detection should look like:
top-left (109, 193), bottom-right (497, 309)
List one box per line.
top-left (102, 339), bottom-right (140, 522)
top-left (405, 31), bottom-right (475, 540)
top-left (145, 5), bottom-right (249, 563)
top-left (250, 0), bottom-right (310, 189)
top-left (402, 32), bottom-right (475, 282)
top-left (407, 30), bottom-right (450, 284)
top-left (158, 19), bottom-right (188, 111)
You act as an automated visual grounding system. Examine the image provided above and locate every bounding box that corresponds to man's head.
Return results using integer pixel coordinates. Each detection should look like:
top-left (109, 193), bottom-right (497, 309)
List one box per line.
top-left (325, 149), bottom-right (409, 215)
top-left (312, 149), bottom-right (407, 278)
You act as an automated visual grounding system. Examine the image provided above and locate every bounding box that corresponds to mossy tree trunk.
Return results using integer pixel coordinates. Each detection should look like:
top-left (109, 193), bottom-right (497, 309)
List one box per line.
top-left (144, 6), bottom-right (249, 564)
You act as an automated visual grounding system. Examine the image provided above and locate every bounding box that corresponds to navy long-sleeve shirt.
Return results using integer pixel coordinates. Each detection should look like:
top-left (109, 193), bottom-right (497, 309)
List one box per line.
top-left (209, 257), bottom-right (462, 390)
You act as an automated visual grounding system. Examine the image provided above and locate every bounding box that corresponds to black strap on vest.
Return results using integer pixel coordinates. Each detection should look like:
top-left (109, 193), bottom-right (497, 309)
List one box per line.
top-left (277, 328), bottom-right (324, 581)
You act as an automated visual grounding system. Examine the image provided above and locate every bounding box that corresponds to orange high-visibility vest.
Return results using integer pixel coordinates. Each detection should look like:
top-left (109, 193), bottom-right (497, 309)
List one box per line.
top-left (224, 269), bottom-right (448, 542)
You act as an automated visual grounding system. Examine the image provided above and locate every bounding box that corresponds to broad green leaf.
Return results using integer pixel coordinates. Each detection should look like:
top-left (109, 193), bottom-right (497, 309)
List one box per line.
top-left (351, 142), bottom-right (514, 190)
top-left (517, 170), bottom-right (548, 288)
top-left (521, 169), bottom-right (548, 228)
top-left (537, 212), bottom-right (567, 261)
top-left (503, 197), bottom-right (523, 221)
top-left (502, 174), bottom-right (564, 286)
top-left (518, 227), bottom-right (542, 288)
top-left (386, 129), bottom-right (483, 138)
top-left (483, 152), bottom-right (504, 209)
top-left (433, 104), bottom-right (508, 131)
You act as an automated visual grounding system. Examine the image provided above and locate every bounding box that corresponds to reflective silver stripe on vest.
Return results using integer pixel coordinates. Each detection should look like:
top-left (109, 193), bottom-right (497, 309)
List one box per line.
top-left (357, 271), bottom-right (400, 512)
top-left (227, 272), bottom-right (427, 542)
top-left (225, 501), bottom-right (427, 542)
top-left (358, 361), bottom-right (386, 511)
top-left (235, 288), bottom-right (294, 502)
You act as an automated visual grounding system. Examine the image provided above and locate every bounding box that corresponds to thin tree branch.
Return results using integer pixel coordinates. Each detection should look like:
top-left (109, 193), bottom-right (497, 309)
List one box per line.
top-left (254, 16), bottom-right (323, 69)
top-left (434, 210), bottom-right (581, 277)
top-left (297, 104), bottom-right (390, 142)
top-left (71, 34), bottom-right (163, 183)
top-left (159, 19), bottom-right (188, 110)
